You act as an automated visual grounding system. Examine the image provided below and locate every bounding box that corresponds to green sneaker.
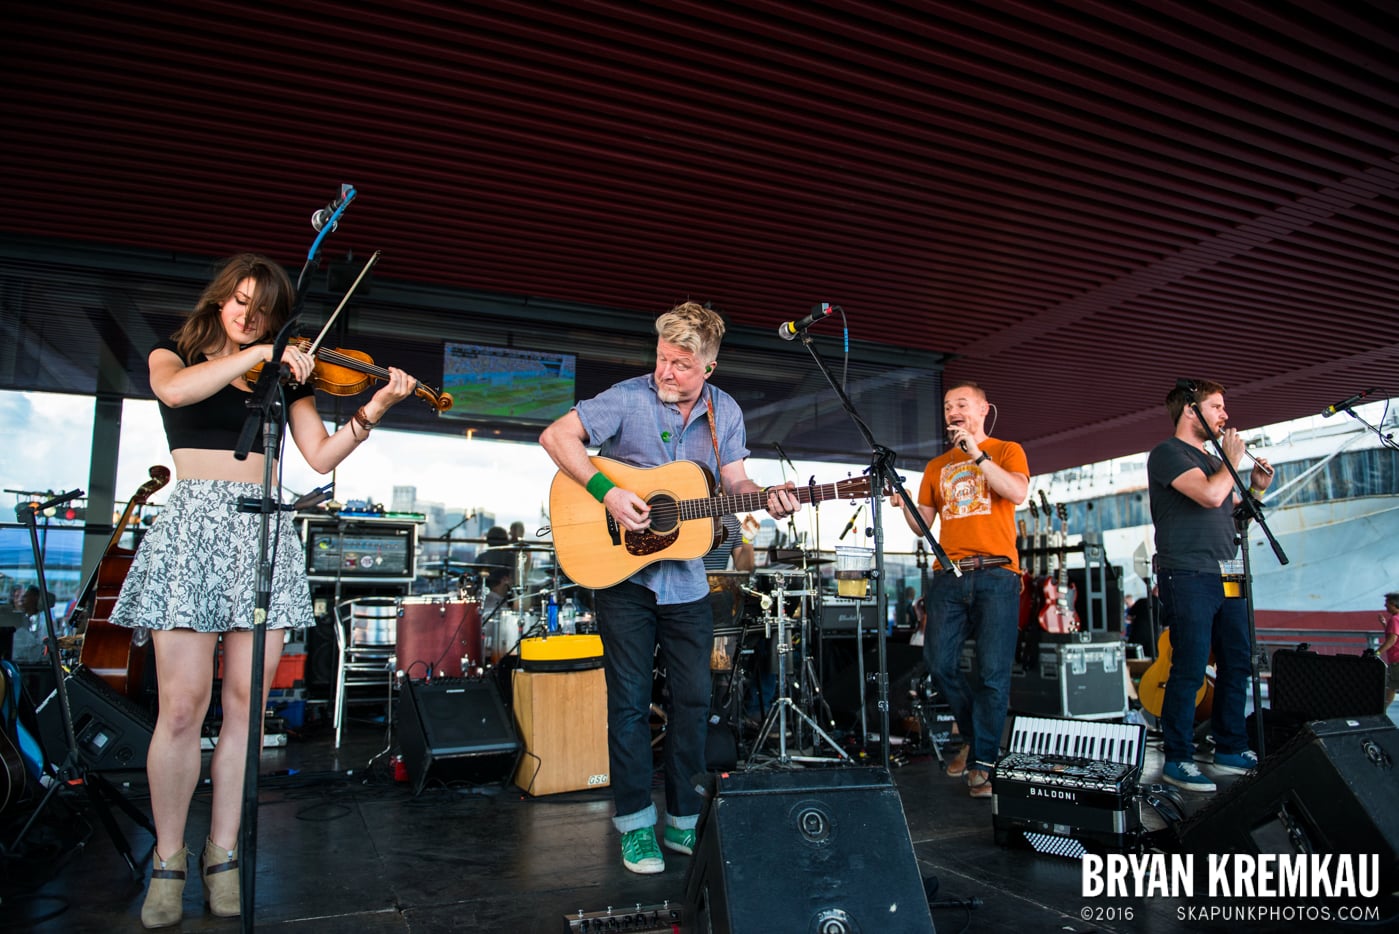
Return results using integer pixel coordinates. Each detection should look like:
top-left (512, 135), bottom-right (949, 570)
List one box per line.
top-left (662, 825), bottom-right (696, 856)
top-left (620, 827), bottom-right (664, 874)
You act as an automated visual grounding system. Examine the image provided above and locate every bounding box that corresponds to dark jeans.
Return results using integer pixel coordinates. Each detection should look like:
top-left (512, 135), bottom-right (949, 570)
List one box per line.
top-left (594, 581), bottom-right (712, 831)
top-left (1158, 569), bottom-right (1252, 763)
top-left (923, 567), bottom-right (1022, 770)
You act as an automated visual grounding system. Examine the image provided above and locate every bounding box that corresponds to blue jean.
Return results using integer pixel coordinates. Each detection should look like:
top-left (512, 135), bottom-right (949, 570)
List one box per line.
top-left (923, 567), bottom-right (1022, 770)
top-left (1158, 569), bottom-right (1253, 763)
top-left (594, 581), bottom-right (712, 832)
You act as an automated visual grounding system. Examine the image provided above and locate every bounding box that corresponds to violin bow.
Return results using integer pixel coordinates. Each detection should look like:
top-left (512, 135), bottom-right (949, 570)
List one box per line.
top-left (305, 250), bottom-right (381, 356)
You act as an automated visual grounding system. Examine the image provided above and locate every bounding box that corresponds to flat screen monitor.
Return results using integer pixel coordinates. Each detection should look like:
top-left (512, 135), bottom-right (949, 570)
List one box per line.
top-left (300, 518), bottom-right (417, 582)
top-left (439, 342), bottom-right (576, 423)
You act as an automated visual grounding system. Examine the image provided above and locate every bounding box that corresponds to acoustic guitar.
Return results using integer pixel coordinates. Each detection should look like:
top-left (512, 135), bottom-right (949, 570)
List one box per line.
top-left (550, 457), bottom-right (877, 589)
top-left (71, 465), bottom-right (170, 698)
top-left (1136, 629), bottom-right (1214, 721)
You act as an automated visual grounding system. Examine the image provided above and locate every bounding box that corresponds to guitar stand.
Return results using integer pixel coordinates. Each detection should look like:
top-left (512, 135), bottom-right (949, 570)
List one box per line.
top-left (6, 495), bottom-right (155, 881)
top-left (747, 575), bottom-right (849, 767)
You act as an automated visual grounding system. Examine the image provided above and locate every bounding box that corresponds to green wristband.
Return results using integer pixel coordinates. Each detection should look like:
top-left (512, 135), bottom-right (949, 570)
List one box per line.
top-left (586, 471), bottom-right (616, 503)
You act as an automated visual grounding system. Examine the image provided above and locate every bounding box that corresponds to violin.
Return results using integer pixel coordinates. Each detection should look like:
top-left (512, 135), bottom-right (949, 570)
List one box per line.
top-left (244, 337), bottom-right (453, 412)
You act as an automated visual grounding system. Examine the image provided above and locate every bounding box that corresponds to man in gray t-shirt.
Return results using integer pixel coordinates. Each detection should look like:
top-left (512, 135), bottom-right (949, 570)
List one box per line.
top-left (1147, 379), bottom-right (1272, 794)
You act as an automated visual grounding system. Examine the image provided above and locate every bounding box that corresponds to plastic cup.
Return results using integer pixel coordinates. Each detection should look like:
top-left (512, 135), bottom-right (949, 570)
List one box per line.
top-left (833, 546), bottom-right (874, 598)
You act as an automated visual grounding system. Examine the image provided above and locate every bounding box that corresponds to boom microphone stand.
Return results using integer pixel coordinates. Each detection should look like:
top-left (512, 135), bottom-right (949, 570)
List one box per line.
top-left (230, 185), bottom-right (358, 931)
top-left (1182, 384), bottom-right (1288, 761)
top-left (7, 491), bottom-right (157, 877)
top-left (781, 305), bottom-right (956, 768)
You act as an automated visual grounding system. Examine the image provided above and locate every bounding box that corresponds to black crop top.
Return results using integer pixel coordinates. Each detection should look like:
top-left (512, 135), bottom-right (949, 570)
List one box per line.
top-left (153, 339), bottom-right (315, 455)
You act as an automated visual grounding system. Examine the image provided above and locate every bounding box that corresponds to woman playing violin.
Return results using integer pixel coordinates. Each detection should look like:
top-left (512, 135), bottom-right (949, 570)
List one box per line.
top-left (108, 253), bottom-right (417, 928)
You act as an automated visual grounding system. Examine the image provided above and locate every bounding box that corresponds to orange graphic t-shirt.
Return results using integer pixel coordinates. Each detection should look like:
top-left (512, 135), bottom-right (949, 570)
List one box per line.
top-left (916, 437), bottom-right (1028, 573)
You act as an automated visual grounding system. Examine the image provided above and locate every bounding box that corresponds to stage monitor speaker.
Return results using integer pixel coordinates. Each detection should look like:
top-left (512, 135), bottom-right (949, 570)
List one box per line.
top-left (397, 677), bottom-right (521, 795)
top-left (683, 768), bottom-right (935, 933)
top-left (1178, 716), bottom-right (1399, 893)
top-left (35, 665), bottom-right (154, 772)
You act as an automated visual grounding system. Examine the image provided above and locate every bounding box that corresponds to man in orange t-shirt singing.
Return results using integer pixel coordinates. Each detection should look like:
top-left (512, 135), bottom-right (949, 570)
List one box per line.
top-left (893, 381), bottom-right (1029, 798)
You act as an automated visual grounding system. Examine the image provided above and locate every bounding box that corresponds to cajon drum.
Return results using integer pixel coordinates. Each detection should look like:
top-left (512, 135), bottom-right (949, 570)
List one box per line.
top-left (512, 667), bottom-right (609, 795)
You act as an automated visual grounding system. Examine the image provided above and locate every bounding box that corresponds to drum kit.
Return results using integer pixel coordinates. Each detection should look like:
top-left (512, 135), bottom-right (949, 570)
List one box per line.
top-left (339, 537), bottom-right (589, 686)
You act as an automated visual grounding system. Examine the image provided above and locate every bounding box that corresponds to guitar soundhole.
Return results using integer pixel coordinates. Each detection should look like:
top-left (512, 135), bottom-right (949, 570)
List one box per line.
top-left (645, 494), bottom-right (679, 534)
top-left (624, 493), bottom-right (680, 558)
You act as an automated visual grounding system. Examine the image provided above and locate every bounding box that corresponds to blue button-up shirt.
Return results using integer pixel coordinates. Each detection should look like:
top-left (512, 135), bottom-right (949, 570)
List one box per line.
top-left (575, 374), bottom-right (751, 603)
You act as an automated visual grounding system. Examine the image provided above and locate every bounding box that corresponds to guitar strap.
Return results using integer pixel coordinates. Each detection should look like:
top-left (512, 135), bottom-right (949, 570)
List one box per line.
top-left (703, 389), bottom-right (723, 495)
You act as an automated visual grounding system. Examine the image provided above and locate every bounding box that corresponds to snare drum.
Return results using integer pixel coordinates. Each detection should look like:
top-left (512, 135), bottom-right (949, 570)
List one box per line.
top-left (396, 596), bottom-right (482, 678)
top-left (350, 597), bottom-right (398, 646)
top-left (483, 608), bottom-right (528, 664)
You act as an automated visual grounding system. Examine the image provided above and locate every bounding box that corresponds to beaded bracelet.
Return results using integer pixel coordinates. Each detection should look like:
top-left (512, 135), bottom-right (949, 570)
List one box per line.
top-left (586, 471), bottom-right (616, 503)
top-left (353, 406), bottom-right (378, 432)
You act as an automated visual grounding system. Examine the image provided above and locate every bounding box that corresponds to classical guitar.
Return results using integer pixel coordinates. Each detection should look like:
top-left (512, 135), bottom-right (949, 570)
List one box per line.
top-left (1136, 630), bottom-right (1213, 720)
top-left (1037, 502), bottom-right (1081, 634)
top-left (71, 465), bottom-right (170, 698)
top-left (549, 457), bottom-right (877, 589)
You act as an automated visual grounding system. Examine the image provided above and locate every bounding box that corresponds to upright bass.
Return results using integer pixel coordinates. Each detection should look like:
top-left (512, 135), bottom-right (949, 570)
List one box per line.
top-left (72, 465), bottom-right (170, 698)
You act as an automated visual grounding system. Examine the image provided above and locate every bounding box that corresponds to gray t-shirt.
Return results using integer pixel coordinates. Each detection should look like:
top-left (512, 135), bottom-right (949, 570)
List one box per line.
top-left (1147, 437), bottom-right (1239, 573)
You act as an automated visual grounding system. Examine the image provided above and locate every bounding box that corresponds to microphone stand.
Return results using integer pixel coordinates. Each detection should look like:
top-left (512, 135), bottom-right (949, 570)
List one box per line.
top-left (789, 326), bottom-right (955, 769)
top-left (230, 186), bottom-right (355, 932)
top-left (1188, 401), bottom-right (1289, 763)
top-left (7, 492), bottom-right (158, 877)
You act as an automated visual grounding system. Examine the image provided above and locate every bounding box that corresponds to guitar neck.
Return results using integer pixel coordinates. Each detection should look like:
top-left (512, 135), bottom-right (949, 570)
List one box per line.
top-left (679, 481), bottom-right (865, 519)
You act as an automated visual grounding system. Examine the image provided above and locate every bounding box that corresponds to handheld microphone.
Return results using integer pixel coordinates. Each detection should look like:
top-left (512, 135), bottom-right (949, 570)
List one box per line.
top-left (948, 426), bottom-right (968, 453)
top-left (776, 302), bottom-right (834, 341)
top-left (1320, 387), bottom-right (1377, 417)
top-left (311, 184), bottom-right (355, 232)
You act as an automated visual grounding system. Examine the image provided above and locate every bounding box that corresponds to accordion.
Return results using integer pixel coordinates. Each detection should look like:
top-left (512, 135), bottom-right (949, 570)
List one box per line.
top-left (992, 714), bottom-right (1146, 858)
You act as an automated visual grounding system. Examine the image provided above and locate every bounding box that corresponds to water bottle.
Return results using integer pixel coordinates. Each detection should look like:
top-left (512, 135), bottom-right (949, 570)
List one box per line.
top-left (546, 593), bottom-right (560, 634)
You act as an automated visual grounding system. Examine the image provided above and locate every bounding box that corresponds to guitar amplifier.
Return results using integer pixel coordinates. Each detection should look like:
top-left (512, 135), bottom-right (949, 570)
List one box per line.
top-left (816, 599), bottom-right (882, 632)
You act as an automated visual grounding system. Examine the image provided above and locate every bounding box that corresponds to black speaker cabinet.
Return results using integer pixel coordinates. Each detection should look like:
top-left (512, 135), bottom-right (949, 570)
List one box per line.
top-left (397, 677), bottom-right (521, 795)
top-left (1178, 716), bottom-right (1399, 892)
top-left (683, 768), bottom-right (935, 933)
top-left (35, 665), bottom-right (154, 772)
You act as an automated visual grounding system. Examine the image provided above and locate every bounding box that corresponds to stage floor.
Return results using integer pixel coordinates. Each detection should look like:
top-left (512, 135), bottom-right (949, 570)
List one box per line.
top-left (3, 696), bottom-right (1395, 933)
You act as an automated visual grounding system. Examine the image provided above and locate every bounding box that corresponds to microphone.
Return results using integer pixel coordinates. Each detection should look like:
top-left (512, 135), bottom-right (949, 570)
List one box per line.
top-left (773, 441), bottom-right (798, 472)
top-left (947, 426), bottom-right (968, 453)
top-left (838, 504), bottom-right (863, 541)
top-left (776, 302), bottom-right (834, 341)
top-left (1175, 378), bottom-right (1198, 392)
top-left (1320, 387), bottom-right (1377, 417)
top-left (291, 482), bottom-right (335, 511)
top-left (311, 184), bottom-right (355, 232)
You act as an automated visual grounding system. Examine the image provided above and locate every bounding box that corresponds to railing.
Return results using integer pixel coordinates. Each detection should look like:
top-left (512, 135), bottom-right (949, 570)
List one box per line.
top-left (1257, 628), bottom-right (1380, 665)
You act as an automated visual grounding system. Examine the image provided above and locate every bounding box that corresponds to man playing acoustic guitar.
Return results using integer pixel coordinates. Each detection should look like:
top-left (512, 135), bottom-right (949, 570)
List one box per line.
top-left (540, 301), bottom-right (798, 874)
top-left (1148, 380), bottom-right (1271, 792)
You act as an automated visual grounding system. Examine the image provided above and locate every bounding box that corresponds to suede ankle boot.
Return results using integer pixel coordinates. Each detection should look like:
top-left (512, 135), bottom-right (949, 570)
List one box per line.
top-left (140, 845), bottom-right (188, 929)
top-left (201, 837), bottom-right (241, 917)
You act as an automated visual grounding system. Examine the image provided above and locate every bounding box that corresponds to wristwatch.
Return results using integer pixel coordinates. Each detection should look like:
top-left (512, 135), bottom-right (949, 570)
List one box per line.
top-left (974, 452), bottom-right (990, 466)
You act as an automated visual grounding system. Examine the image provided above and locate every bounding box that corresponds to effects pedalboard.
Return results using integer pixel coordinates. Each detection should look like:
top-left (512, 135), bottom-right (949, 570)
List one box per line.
top-left (563, 901), bottom-right (683, 932)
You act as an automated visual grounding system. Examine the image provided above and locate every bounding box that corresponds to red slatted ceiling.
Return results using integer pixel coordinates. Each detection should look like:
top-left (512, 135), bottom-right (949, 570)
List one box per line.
top-left (2, 0), bottom-right (1397, 473)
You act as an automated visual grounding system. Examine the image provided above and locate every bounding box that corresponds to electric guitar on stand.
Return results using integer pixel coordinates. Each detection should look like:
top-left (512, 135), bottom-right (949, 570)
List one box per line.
top-left (549, 457), bottom-right (879, 589)
top-left (1037, 501), bottom-right (1081, 634)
